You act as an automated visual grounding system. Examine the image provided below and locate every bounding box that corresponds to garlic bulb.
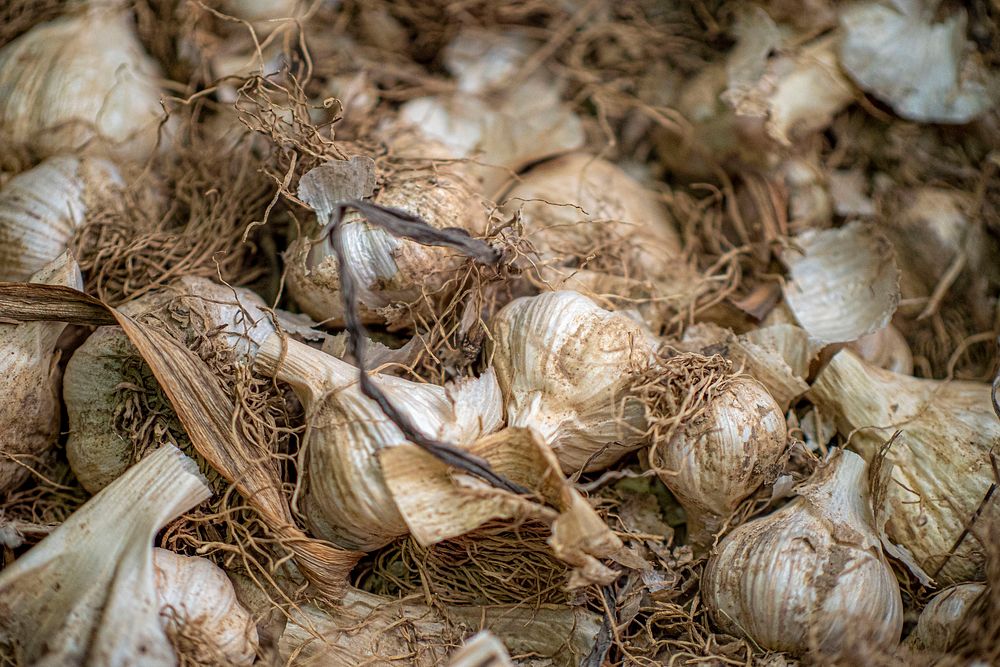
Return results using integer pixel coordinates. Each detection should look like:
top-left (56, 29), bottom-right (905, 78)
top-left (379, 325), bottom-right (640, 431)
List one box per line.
top-left (64, 278), bottom-right (275, 492)
top-left (255, 335), bottom-right (503, 551)
top-left (809, 350), bottom-right (998, 583)
top-left (0, 8), bottom-right (164, 162)
top-left (703, 448), bottom-right (903, 654)
top-left (847, 324), bottom-right (913, 375)
top-left (0, 445), bottom-right (212, 666)
top-left (0, 252), bottom-right (82, 494)
top-left (285, 138), bottom-right (489, 326)
top-left (152, 548), bottom-right (259, 666)
top-left (839, 1), bottom-right (995, 123)
top-left (653, 376), bottom-right (787, 548)
top-left (0, 155), bottom-right (122, 281)
top-left (905, 583), bottom-right (985, 651)
top-left (487, 290), bottom-right (656, 473)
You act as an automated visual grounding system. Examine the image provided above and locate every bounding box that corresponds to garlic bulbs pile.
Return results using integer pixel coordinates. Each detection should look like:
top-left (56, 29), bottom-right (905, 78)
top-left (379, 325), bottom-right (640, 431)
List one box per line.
top-left (703, 449), bottom-right (903, 654)
top-left (0, 156), bottom-right (122, 281)
top-left (653, 376), bottom-right (787, 548)
top-left (488, 290), bottom-right (656, 473)
top-left (0, 252), bottom-right (82, 494)
top-left (0, 7), bottom-right (165, 161)
top-left (809, 350), bottom-right (999, 583)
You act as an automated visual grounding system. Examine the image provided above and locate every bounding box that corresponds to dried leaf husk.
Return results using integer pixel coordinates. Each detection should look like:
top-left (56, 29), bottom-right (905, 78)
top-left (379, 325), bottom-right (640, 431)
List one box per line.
top-left (0, 445), bottom-right (212, 666)
top-left (809, 349), bottom-right (999, 583)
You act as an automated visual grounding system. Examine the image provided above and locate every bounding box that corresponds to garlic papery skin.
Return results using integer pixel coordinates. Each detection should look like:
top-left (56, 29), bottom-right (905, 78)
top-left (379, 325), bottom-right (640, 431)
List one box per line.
top-left (808, 350), bottom-right (998, 583)
top-left (0, 445), bottom-right (212, 666)
top-left (286, 138), bottom-right (488, 327)
top-left (0, 8), bottom-right (165, 162)
top-left (652, 376), bottom-right (787, 548)
top-left (905, 583), bottom-right (986, 651)
top-left (152, 548), bottom-right (259, 666)
top-left (255, 335), bottom-right (503, 551)
top-left (0, 155), bottom-right (122, 281)
top-left (703, 448), bottom-right (903, 655)
top-left (487, 290), bottom-right (656, 473)
top-left (0, 252), bottom-right (83, 494)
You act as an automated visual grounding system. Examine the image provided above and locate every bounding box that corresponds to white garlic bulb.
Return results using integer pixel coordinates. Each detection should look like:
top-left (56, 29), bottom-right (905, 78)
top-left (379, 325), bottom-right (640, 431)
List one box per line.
top-left (0, 8), bottom-right (165, 162)
top-left (653, 376), bottom-right (787, 548)
top-left (905, 583), bottom-right (985, 651)
top-left (488, 290), bottom-right (656, 473)
top-left (0, 155), bottom-right (122, 281)
top-left (152, 548), bottom-right (259, 666)
top-left (703, 448), bottom-right (903, 654)
top-left (286, 134), bottom-right (488, 326)
top-left (809, 349), bottom-right (998, 583)
top-left (255, 335), bottom-right (503, 551)
top-left (0, 252), bottom-right (83, 494)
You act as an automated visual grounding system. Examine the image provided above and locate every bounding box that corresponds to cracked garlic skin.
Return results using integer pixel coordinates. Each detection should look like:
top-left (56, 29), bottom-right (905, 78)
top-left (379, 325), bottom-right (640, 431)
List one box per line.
top-left (0, 9), bottom-right (164, 162)
top-left (654, 376), bottom-right (787, 549)
top-left (703, 448), bottom-right (903, 655)
top-left (0, 156), bottom-right (122, 281)
top-left (488, 290), bottom-right (656, 473)
top-left (905, 583), bottom-right (985, 651)
top-left (255, 335), bottom-right (503, 551)
top-left (152, 548), bottom-right (259, 666)
top-left (0, 252), bottom-right (82, 494)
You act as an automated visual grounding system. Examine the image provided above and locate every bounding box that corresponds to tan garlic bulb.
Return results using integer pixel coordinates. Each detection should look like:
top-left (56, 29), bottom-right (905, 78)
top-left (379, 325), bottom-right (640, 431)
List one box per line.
top-left (255, 335), bottom-right (503, 551)
top-left (703, 448), bottom-right (903, 654)
top-left (905, 583), bottom-right (985, 651)
top-left (285, 134), bottom-right (488, 326)
top-left (0, 252), bottom-right (82, 494)
top-left (0, 8), bottom-right (164, 162)
top-left (487, 290), bottom-right (656, 473)
top-left (64, 278), bottom-right (275, 492)
top-left (152, 548), bottom-right (259, 666)
top-left (809, 350), bottom-right (998, 583)
top-left (652, 376), bottom-right (787, 548)
top-left (0, 156), bottom-right (122, 281)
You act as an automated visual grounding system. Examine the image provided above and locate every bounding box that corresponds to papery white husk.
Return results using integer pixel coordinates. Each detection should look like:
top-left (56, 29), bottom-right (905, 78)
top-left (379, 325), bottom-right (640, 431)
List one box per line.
top-left (904, 583), bottom-right (985, 651)
top-left (447, 632), bottom-right (513, 667)
top-left (0, 156), bottom-right (122, 281)
top-left (488, 291), bottom-right (657, 473)
top-left (0, 8), bottom-right (165, 162)
top-left (0, 445), bottom-right (212, 666)
top-left (783, 221), bottom-right (900, 343)
top-left (0, 252), bottom-right (82, 494)
top-left (152, 548), bottom-right (259, 666)
top-left (703, 448), bottom-right (903, 654)
top-left (255, 336), bottom-right (503, 551)
top-left (809, 349), bottom-right (999, 583)
top-left (839, 1), bottom-right (996, 123)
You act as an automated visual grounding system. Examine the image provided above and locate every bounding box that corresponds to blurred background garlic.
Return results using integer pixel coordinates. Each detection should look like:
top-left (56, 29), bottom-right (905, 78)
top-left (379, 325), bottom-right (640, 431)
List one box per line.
top-left (152, 548), bottom-right (258, 666)
top-left (0, 252), bottom-right (82, 495)
top-left (0, 156), bottom-right (122, 281)
top-left (652, 376), bottom-right (787, 548)
top-left (487, 290), bottom-right (655, 473)
top-left (0, 6), bottom-right (166, 162)
top-left (285, 135), bottom-right (489, 327)
top-left (905, 583), bottom-right (986, 651)
top-left (845, 324), bottom-right (913, 375)
top-left (809, 350), bottom-right (999, 583)
top-left (703, 449), bottom-right (903, 654)
top-left (255, 336), bottom-right (503, 551)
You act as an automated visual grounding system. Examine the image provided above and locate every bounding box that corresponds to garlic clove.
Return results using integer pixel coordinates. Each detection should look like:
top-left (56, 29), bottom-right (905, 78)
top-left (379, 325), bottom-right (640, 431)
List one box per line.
top-left (488, 290), bottom-right (657, 473)
top-left (703, 448), bottom-right (903, 654)
top-left (904, 583), bottom-right (986, 651)
top-left (0, 8), bottom-right (165, 162)
top-left (0, 155), bottom-right (122, 281)
top-left (152, 548), bottom-right (259, 666)
top-left (0, 445), bottom-right (212, 665)
top-left (808, 349), bottom-right (998, 583)
top-left (652, 375), bottom-right (788, 548)
top-left (839, 1), bottom-right (996, 123)
top-left (783, 221), bottom-right (900, 344)
top-left (846, 324), bottom-right (913, 375)
top-left (0, 252), bottom-right (82, 494)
